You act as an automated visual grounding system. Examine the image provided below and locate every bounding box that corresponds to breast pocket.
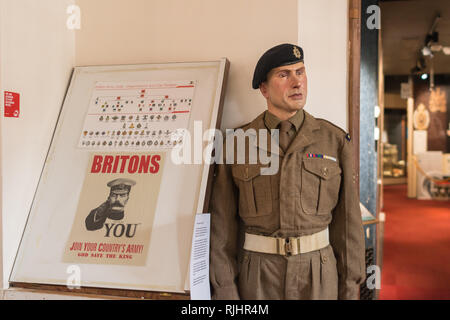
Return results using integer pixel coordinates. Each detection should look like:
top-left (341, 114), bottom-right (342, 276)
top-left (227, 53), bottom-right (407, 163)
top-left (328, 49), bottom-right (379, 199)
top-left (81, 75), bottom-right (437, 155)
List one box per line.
top-left (232, 164), bottom-right (273, 218)
top-left (301, 158), bottom-right (342, 215)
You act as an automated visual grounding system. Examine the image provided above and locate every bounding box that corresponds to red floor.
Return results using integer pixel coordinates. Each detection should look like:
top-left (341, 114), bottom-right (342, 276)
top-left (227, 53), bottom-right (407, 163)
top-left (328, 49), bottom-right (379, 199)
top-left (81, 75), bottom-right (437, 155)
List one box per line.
top-left (379, 184), bottom-right (450, 300)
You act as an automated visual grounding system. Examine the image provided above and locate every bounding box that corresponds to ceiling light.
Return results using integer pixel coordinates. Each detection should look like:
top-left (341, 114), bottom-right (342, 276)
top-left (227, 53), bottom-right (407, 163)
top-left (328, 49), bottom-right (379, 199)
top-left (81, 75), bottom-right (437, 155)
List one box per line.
top-left (422, 46), bottom-right (432, 56)
top-left (430, 44), bottom-right (442, 52)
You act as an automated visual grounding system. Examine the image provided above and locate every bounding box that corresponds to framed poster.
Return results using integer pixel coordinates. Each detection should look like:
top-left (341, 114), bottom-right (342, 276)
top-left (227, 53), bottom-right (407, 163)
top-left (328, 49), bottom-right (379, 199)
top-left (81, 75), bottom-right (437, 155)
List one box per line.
top-left (10, 59), bottom-right (229, 294)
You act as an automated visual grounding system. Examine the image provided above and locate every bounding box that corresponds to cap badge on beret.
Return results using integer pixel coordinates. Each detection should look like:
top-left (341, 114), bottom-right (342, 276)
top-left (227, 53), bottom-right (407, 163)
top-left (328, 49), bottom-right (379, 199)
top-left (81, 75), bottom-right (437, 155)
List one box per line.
top-left (293, 46), bottom-right (301, 59)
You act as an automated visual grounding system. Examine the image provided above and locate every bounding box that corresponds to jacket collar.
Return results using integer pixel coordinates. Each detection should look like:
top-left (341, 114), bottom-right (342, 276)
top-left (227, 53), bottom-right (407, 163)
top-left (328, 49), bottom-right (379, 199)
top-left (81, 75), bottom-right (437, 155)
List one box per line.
top-left (244, 109), bottom-right (320, 156)
top-left (264, 109), bottom-right (305, 132)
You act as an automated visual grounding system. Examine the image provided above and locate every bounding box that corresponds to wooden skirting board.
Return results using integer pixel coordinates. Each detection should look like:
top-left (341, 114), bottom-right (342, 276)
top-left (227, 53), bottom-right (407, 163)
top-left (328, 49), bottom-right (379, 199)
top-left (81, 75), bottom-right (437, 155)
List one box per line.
top-left (8, 282), bottom-right (190, 300)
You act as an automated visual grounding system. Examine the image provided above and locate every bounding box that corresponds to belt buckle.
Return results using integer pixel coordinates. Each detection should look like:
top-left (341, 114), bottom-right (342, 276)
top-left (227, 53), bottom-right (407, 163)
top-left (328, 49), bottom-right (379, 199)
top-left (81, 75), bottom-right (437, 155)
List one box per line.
top-left (285, 237), bottom-right (300, 256)
top-left (285, 238), bottom-right (292, 256)
top-left (277, 237), bottom-right (299, 256)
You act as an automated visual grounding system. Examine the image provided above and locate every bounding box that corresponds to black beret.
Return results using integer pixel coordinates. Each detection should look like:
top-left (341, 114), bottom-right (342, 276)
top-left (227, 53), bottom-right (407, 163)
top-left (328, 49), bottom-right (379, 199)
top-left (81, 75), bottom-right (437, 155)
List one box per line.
top-left (252, 43), bottom-right (304, 89)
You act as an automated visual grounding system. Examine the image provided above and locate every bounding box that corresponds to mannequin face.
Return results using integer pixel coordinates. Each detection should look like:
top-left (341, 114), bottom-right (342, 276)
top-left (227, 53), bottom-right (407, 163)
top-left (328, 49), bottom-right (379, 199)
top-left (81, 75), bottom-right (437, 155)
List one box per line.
top-left (260, 61), bottom-right (307, 120)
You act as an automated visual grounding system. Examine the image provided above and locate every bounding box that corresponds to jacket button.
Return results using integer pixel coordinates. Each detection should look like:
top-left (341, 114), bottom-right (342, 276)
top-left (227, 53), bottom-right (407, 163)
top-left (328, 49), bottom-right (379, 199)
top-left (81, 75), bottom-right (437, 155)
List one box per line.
top-left (322, 167), bottom-right (328, 176)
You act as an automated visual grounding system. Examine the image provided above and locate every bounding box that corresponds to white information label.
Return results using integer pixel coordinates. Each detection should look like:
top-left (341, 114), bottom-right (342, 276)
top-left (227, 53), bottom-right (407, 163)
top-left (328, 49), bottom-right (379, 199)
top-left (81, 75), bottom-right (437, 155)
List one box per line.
top-left (413, 130), bottom-right (427, 155)
top-left (190, 213), bottom-right (211, 300)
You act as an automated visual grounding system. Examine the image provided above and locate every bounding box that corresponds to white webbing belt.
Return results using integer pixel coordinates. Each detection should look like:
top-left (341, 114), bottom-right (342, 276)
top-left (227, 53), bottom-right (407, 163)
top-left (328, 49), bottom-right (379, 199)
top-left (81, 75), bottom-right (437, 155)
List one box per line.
top-left (243, 227), bottom-right (329, 256)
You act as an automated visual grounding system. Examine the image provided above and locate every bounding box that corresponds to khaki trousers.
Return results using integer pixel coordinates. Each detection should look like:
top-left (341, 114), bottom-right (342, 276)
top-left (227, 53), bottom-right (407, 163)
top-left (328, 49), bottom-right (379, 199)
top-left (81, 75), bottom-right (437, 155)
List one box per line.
top-left (238, 244), bottom-right (338, 300)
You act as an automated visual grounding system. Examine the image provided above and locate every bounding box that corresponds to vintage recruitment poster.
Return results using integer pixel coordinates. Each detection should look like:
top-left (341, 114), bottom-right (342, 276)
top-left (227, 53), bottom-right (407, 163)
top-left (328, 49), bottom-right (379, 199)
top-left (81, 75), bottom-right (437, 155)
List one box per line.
top-left (78, 80), bottom-right (195, 150)
top-left (63, 152), bottom-right (164, 266)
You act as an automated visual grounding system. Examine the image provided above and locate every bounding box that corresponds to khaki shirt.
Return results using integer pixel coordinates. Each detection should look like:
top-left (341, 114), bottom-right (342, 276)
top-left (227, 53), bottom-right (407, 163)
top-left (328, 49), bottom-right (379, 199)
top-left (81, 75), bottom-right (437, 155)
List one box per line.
top-left (209, 110), bottom-right (366, 300)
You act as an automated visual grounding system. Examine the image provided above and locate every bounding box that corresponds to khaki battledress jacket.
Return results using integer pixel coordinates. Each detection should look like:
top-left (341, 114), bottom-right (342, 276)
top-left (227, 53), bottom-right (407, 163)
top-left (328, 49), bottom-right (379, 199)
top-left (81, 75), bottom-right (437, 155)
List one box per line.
top-left (209, 110), bottom-right (366, 300)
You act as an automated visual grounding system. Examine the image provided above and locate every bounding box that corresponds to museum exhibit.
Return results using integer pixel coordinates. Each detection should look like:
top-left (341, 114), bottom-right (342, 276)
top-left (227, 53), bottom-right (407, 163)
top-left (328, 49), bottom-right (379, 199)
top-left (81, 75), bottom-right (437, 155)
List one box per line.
top-left (0, 0), bottom-right (448, 303)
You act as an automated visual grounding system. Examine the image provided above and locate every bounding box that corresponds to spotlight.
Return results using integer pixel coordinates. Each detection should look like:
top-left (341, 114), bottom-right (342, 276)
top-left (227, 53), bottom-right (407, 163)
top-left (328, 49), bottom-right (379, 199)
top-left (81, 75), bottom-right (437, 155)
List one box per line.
top-left (422, 46), bottom-right (432, 56)
top-left (430, 44), bottom-right (442, 52)
top-left (421, 73), bottom-right (428, 80)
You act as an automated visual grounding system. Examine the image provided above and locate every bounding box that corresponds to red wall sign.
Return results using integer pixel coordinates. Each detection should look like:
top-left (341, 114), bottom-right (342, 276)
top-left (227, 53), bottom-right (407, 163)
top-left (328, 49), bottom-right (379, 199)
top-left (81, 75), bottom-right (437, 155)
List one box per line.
top-left (4, 91), bottom-right (20, 117)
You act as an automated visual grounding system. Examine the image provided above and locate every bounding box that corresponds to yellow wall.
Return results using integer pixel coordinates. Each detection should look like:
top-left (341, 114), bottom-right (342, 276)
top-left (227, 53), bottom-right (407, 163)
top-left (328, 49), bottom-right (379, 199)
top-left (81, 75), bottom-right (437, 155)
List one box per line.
top-left (0, 0), bottom-right (75, 288)
top-left (75, 0), bottom-right (298, 129)
top-left (298, 0), bottom-right (349, 130)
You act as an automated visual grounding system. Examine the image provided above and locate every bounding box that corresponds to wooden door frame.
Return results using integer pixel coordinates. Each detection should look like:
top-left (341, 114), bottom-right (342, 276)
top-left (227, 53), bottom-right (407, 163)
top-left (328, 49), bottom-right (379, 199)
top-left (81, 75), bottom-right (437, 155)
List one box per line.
top-left (348, 0), bottom-right (361, 190)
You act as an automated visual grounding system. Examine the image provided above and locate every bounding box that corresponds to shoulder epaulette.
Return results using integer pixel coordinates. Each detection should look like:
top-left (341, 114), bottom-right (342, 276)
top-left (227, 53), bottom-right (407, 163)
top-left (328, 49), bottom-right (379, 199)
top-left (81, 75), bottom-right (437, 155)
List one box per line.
top-left (316, 118), bottom-right (350, 141)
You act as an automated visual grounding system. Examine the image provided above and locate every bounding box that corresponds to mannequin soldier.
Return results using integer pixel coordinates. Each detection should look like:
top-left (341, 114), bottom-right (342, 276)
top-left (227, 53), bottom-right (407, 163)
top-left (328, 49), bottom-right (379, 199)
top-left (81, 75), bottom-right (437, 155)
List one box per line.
top-left (209, 44), bottom-right (366, 300)
top-left (85, 178), bottom-right (136, 231)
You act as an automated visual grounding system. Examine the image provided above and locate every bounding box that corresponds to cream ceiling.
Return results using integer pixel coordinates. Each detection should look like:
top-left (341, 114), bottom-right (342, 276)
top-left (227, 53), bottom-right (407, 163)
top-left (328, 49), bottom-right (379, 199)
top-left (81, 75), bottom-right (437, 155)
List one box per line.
top-left (380, 0), bottom-right (450, 75)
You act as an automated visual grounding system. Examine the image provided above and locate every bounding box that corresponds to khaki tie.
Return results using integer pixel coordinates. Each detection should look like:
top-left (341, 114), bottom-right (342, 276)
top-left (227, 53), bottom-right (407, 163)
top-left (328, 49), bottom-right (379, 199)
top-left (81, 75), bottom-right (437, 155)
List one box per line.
top-left (279, 120), bottom-right (293, 152)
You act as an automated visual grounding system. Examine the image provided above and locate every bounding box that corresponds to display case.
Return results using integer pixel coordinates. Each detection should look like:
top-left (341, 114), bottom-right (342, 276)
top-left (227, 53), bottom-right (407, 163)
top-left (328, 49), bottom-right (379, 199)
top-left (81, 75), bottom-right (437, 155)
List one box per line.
top-left (383, 143), bottom-right (406, 178)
